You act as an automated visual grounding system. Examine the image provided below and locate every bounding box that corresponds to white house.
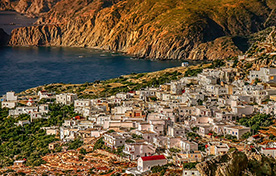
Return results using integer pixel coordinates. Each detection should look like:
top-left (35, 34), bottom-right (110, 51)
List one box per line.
top-left (135, 130), bottom-right (157, 143)
top-left (168, 125), bottom-right (185, 137)
top-left (1, 101), bottom-right (17, 109)
top-left (74, 99), bottom-right (91, 108)
top-left (224, 125), bottom-right (251, 139)
top-left (180, 140), bottom-right (198, 152)
top-left (232, 105), bottom-right (254, 116)
top-left (123, 141), bottom-right (156, 160)
top-left (261, 148), bottom-right (276, 158)
top-left (137, 155), bottom-right (167, 172)
top-left (16, 120), bottom-right (31, 126)
top-left (206, 142), bottom-right (229, 155)
top-left (103, 132), bottom-right (126, 149)
top-left (56, 93), bottom-right (78, 105)
top-left (6, 91), bottom-right (17, 101)
top-left (170, 81), bottom-right (182, 95)
top-left (215, 112), bottom-right (233, 121)
top-left (9, 106), bottom-right (38, 116)
top-left (183, 168), bottom-right (201, 176)
top-left (38, 90), bottom-right (54, 100)
top-left (249, 68), bottom-right (276, 83)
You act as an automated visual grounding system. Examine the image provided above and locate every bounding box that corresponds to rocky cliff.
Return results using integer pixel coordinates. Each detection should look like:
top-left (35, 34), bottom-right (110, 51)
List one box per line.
top-left (196, 150), bottom-right (276, 176)
top-left (4, 0), bottom-right (276, 60)
top-left (0, 0), bottom-right (60, 17)
top-left (0, 28), bottom-right (9, 46)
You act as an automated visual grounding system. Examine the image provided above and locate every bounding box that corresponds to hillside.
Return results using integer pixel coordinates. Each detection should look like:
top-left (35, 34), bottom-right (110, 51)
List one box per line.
top-left (197, 150), bottom-right (276, 176)
top-left (2, 0), bottom-right (276, 60)
top-left (17, 63), bottom-right (211, 98)
top-left (0, 0), bottom-right (60, 17)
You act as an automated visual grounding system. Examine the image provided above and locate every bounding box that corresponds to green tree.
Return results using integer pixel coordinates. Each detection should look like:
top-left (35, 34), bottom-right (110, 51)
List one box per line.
top-left (79, 148), bottom-right (87, 155)
top-left (241, 132), bottom-right (252, 139)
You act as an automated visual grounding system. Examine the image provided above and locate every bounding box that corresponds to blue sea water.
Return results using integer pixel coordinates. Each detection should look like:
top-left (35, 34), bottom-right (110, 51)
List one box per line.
top-left (0, 46), bottom-right (183, 95)
top-left (0, 11), bottom-right (185, 95)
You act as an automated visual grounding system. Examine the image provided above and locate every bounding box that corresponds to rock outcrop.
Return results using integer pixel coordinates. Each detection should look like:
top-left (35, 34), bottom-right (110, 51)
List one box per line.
top-left (196, 150), bottom-right (276, 176)
top-left (0, 0), bottom-right (60, 17)
top-left (196, 151), bottom-right (248, 176)
top-left (0, 28), bottom-right (9, 46)
top-left (3, 0), bottom-right (276, 60)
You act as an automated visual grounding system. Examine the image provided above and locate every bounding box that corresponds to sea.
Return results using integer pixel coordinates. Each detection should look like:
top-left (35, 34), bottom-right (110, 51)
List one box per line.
top-left (0, 11), bottom-right (184, 95)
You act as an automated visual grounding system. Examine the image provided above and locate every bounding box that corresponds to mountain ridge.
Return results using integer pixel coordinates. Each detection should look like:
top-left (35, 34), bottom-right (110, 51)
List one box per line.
top-left (2, 0), bottom-right (276, 60)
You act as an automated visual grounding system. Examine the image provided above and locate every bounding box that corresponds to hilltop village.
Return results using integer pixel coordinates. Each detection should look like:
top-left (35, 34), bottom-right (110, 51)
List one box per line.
top-left (1, 57), bottom-right (276, 175)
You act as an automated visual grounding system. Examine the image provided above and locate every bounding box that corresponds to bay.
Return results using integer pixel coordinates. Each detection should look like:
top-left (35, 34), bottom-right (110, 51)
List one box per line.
top-left (0, 46), bottom-right (183, 95)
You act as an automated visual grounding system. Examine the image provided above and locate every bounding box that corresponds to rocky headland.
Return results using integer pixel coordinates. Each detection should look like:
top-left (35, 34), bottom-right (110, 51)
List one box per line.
top-left (1, 0), bottom-right (276, 60)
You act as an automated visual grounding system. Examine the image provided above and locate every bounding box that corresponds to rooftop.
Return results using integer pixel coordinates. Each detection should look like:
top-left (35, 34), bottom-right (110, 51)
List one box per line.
top-left (141, 155), bottom-right (166, 161)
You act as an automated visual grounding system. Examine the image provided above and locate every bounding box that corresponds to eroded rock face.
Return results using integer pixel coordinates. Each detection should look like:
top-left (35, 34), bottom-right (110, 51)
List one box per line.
top-left (4, 0), bottom-right (276, 60)
top-left (197, 150), bottom-right (276, 176)
top-left (196, 151), bottom-right (248, 176)
top-left (0, 0), bottom-right (60, 17)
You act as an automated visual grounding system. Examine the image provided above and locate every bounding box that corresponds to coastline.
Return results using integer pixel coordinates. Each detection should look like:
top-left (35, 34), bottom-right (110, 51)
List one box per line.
top-left (14, 62), bottom-right (210, 99)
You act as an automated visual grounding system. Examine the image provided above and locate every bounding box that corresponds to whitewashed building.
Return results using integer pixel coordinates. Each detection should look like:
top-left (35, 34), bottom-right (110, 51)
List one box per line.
top-left (137, 155), bottom-right (167, 172)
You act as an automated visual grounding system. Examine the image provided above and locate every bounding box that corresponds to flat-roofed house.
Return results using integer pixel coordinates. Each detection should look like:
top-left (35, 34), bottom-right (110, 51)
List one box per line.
top-left (183, 168), bottom-right (201, 176)
top-left (103, 132), bottom-right (126, 149)
top-left (1, 101), bottom-right (17, 108)
top-left (224, 125), bottom-right (251, 139)
top-left (56, 93), bottom-right (77, 105)
top-left (123, 140), bottom-right (156, 160)
top-left (14, 160), bottom-right (26, 167)
top-left (206, 142), bottom-right (229, 156)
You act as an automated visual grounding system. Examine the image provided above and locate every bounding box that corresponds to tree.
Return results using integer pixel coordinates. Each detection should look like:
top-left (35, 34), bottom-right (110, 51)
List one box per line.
top-left (107, 130), bottom-right (115, 133)
top-left (238, 114), bottom-right (273, 135)
top-left (169, 148), bottom-right (181, 153)
top-left (225, 134), bottom-right (237, 140)
top-left (79, 148), bottom-right (87, 155)
top-left (269, 134), bottom-right (276, 140)
top-left (93, 137), bottom-right (105, 151)
top-left (67, 138), bottom-right (83, 150)
top-left (192, 127), bottom-right (199, 132)
top-left (241, 132), bottom-right (252, 140)
top-left (183, 162), bottom-right (198, 169)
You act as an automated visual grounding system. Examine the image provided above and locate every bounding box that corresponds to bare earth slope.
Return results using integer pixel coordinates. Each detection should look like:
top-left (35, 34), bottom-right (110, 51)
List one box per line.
top-left (3, 0), bottom-right (276, 60)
